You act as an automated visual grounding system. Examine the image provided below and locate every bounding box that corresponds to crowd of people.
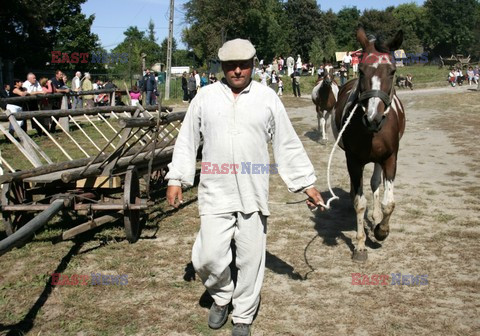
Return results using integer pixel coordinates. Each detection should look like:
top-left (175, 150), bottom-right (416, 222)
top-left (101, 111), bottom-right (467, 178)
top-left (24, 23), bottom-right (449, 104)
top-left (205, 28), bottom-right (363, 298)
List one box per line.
top-left (448, 66), bottom-right (479, 87)
top-left (180, 70), bottom-right (217, 103)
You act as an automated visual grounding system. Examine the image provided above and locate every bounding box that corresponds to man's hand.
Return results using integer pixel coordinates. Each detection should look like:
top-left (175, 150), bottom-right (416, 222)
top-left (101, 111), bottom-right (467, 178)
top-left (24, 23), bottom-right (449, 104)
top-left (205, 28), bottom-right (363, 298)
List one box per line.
top-left (167, 185), bottom-right (183, 208)
top-left (304, 187), bottom-right (325, 211)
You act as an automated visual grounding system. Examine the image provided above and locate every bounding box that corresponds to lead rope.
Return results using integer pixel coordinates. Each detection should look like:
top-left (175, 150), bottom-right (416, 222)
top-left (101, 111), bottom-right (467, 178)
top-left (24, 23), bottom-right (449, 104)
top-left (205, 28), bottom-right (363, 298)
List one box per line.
top-left (269, 83), bottom-right (359, 211)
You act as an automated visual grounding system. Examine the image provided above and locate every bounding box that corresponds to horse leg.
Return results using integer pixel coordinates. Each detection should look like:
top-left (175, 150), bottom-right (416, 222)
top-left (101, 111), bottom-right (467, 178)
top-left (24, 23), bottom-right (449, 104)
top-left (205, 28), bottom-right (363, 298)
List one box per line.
top-left (320, 113), bottom-right (327, 140)
top-left (317, 112), bottom-right (321, 134)
top-left (347, 154), bottom-right (368, 262)
top-left (370, 163), bottom-right (383, 225)
top-left (374, 155), bottom-right (397, 241)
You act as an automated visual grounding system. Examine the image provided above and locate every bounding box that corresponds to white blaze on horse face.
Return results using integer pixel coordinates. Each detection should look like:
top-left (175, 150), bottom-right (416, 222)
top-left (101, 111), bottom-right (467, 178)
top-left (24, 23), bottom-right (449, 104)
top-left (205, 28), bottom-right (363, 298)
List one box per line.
top-left (367, 75), bottom-right (382, 122)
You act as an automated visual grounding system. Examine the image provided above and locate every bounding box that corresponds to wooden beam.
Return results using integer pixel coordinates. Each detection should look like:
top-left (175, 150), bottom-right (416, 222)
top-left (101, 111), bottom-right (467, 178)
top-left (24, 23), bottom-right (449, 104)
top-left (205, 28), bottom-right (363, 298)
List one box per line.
top-left (0, 105), bottom-right (174, 122)
top-left (62, 213), bottom-right (123, 240)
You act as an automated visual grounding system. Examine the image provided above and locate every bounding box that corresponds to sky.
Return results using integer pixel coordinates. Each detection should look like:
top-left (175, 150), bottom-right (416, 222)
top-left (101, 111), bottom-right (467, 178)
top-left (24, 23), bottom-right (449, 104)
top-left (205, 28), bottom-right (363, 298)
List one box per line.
top-left (81, 0), bottom-right (425, 52)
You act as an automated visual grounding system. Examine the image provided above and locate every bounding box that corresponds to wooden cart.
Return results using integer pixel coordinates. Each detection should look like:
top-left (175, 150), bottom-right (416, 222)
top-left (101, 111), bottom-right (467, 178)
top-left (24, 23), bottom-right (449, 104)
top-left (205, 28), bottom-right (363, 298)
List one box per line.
top-left (0, 91), bottom-right (185, 255)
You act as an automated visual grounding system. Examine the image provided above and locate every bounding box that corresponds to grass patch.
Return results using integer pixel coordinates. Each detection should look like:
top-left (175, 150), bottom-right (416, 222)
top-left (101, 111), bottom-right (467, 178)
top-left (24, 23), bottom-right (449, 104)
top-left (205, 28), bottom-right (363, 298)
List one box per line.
top-left (435, 213), bottom-right (456, 223)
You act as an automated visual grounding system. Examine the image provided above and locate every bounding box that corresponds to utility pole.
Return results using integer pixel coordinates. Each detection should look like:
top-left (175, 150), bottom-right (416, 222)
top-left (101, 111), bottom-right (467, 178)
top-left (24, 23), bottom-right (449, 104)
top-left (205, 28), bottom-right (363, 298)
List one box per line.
top-left (165, 0), bottom-right (174, 100)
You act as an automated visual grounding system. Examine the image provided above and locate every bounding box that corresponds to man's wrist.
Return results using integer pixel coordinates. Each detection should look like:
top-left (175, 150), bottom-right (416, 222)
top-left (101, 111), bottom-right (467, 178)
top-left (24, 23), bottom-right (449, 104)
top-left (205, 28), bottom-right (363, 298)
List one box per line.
top-left (302, 185), bottom-right (315, 193)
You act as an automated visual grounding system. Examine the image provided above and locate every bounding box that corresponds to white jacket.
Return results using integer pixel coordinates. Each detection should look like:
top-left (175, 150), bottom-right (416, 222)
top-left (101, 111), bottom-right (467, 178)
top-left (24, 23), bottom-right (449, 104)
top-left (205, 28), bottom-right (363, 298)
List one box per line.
top-left (166, 79), bottom-right (316, 216)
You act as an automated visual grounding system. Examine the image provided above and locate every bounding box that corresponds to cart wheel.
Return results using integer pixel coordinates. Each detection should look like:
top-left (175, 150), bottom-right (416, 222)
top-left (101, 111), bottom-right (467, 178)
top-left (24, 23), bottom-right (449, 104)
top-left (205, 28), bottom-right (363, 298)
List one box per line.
top-left (124, 167), bottom-right (141, 243)
top-left (1, 181), bottom-right (34, 236)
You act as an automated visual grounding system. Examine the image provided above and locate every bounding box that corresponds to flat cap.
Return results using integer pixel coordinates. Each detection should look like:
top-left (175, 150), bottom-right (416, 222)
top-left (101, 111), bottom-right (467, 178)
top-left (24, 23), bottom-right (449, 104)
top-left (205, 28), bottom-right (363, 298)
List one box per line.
top-left (218, 38), bottom-right (256, 61)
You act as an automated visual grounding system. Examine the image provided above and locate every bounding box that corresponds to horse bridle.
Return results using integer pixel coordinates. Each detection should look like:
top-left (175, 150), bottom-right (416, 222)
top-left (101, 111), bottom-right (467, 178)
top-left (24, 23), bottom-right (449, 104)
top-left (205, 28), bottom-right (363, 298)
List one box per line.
top-left (358, 89), bottom-right (392, 108)
top-left (356, 80), bottom-right (395, 132)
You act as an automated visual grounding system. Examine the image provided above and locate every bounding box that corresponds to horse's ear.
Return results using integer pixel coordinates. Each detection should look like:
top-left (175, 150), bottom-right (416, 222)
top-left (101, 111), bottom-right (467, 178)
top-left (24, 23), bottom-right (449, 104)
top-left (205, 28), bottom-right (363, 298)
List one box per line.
top-left (356, 25), bottom-right (369, 49)
top-left (387, 30), bottom-right (403, 51)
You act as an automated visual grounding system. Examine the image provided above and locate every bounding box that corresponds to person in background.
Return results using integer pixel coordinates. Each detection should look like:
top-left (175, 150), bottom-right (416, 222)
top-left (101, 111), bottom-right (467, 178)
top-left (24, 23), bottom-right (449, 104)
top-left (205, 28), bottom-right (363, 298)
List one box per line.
top-left (82, 72), bottom-right (94, 108)
top-left (296, 54), bottom-right (302, 75)
top-left (352, 53), bottom-right (360, 78)
top-left (143, 69), bottom-right (156, 105)
top-left (181, 71), bottom-right (189, 102)
top-left (71, 71), bottom-right (83, 109)
top-left (130, 85), bottom-right (142, 106)
top-left (317, 64), bottom-right (325, 81)
top-left (291, 68), bottom-right (301, 97)
top-left (194, 70), bottom-right (201, 92)
top-left (8, 79), bottom-right (28, 135)
top-left (22, 73), bottom-right (44, 96)
top-left (23, 73), bottom-right (47, 135)
top-left (200, 72), bottom-right (208, 87)
top-left (35, 77), bottom-right (53, 134)
top-left (209, 73), bottom-right (218, 84)
top-left (187, 72), bottom-right (197, 102)
top-left (467, 66), bottom-right (475, 85)
top-left (448, 69), bottom-right (456, 87)
top-left (339, 64), bottom-right (348, 86)
top-left (343, 51), bottom-right (352, 79)
top-left (286, 55), bottom-right (294, 76)
top-left (277, 78), bottom-right (283, 96)
top-left (257, 68), bottom-right (270, 86)
top-left (270, 70), bottom-right (279, 93)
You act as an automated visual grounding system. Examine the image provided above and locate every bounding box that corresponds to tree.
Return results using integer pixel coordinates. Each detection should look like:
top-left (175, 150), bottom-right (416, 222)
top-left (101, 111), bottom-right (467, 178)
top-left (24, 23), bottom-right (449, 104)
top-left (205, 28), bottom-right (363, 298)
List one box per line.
top-left (424, 0), bottom-right (480, 56)
top-left (323, 34), bottom-right (338, 63)
top-left (309, 37), bottom-right (324, 66)
top-left (392, 3), bottom-right (426, 53)
top-left (335, 7), bottom-right (360, 50)
top-left (182, 0), bottom-right (290, 65)
top-left (110, 26), bottom-right (161, 78)
top-left (284, 0), bottom-right (323, 61)
top-left (53, 13), bottom-right (102, 72)
top-left (148, 19), bottom-right (156, 42)
top-left (359, 8), bottom-right (400, 46)
top-left (160, 37), bottom-right (178, 64)
top-left (0, 0), bottom-right (100, 75)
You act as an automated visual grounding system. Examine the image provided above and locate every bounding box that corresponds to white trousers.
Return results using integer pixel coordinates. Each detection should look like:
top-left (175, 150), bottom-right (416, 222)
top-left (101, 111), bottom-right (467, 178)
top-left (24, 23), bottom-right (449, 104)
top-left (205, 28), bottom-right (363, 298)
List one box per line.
top-left (192, 211), bottom-right (267, 324)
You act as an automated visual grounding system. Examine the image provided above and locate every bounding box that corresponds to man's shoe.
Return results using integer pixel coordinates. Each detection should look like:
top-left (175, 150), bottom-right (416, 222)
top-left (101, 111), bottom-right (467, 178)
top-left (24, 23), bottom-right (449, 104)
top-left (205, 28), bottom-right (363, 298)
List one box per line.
top-left (208, 302), bottom-right (228, 329)
top-left (232, 323), bottom-right (251, 336)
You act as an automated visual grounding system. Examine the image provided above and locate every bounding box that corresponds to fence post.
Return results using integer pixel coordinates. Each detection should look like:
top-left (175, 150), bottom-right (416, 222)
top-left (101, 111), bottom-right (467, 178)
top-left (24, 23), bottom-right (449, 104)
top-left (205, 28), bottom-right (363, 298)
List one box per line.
top-left (59, 95), bottom-right (69, 132)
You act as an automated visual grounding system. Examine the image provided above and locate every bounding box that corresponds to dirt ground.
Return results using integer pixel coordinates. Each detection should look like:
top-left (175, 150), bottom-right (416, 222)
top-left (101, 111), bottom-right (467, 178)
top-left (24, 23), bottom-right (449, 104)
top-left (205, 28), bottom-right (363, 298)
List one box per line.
top-left (0, 85), bottom-right (479, 335)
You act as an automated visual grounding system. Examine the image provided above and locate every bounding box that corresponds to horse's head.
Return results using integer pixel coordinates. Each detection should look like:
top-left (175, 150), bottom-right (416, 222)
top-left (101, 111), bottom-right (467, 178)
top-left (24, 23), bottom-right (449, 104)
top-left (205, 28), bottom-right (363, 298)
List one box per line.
top-left (323, 72), bottom-right (333, 86)
top-left (356, 26), bottom-right (403, 132)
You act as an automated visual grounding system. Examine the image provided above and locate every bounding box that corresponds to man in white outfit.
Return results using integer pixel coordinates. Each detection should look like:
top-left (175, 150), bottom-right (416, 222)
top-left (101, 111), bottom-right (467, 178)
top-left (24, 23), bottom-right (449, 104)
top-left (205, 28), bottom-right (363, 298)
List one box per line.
top-left (286, 55), bottom-right (294, 76)
top-left (71, 71), bottom-right (83, 109)
top-left (166, 38), bottom-right (324, 336)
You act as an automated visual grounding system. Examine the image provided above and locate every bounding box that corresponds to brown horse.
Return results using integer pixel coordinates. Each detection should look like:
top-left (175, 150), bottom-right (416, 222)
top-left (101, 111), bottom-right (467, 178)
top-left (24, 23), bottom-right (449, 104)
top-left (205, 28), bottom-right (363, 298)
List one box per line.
top-left (311, 72), bottom-right (339, 141)
top-left (331, 27), bottom-right (406, 262)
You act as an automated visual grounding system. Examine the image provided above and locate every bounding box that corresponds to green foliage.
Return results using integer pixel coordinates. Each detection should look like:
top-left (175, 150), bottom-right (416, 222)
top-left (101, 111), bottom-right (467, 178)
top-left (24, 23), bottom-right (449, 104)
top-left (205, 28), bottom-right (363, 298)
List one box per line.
top-left (359, 8), bottom-right (400, 44)
top-left (309, 37), bottom-right (324, 67)
top-left (0, 0), bottom-right (100, 74)
top-left (109, 26), bottom-right (161, 78)
top-left (424, 0), bottom-right (480, 56)
top-left (182, 0), bottom-right (290, 64)
top-left (284, 0), bottom-right (323, 60)
top-left (334, 7), bottom-right (361, 50)
top-left (392, 3), bottom-right (426, 53)
top-left (323, 34), bottom-right (338, 63)
top-left (53, 13), bottom-right (103, 72)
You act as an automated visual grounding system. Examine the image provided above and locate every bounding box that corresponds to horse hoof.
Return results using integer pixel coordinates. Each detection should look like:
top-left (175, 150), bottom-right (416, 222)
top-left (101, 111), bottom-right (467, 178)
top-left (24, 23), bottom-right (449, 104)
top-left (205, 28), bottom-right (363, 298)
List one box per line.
top-left (374, 225), bottom-right (389, 241)
top-left (352, 249), bottom-right (368, 263)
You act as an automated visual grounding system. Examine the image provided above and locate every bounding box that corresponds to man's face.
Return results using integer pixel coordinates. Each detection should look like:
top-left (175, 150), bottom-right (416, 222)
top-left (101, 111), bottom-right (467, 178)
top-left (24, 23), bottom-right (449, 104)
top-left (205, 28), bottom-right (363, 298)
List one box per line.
top-left (222, 59), bottom-right (253, 92)
top-left (56, 72), bottom-right (62, 80)
top-left (28, 75), bottom-right (36, 84)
